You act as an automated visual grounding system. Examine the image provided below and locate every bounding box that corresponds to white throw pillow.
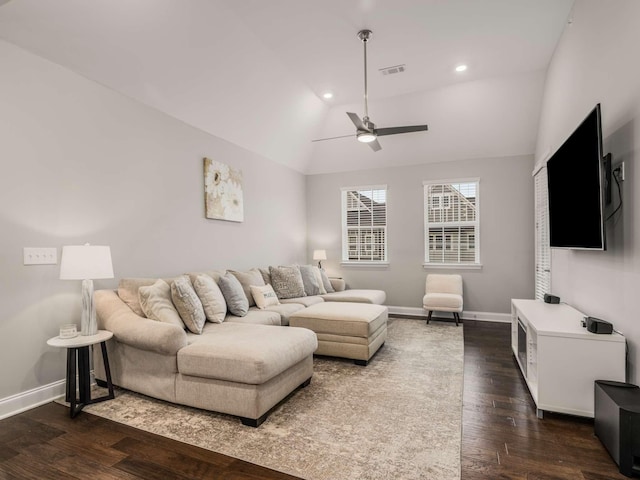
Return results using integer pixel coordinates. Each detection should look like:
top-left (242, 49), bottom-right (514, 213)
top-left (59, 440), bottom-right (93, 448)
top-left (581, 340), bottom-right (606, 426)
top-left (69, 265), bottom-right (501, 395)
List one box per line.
top-left (193, 274), bottom-right (227, 323)
top-left (312, 266), bottom-right (327, 295)
top-left (250, 284), bottom-right (281, 309)
top-left (138, 279), bottom-right (185, 329)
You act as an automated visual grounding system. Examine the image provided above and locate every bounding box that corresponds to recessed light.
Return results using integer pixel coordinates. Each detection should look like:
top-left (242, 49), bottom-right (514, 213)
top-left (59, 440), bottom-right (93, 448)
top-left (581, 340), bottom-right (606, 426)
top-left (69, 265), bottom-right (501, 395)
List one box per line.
top-left (322, 92), bottom-right (334, 99)
top-left (455, 65), bottom-right (468, 73)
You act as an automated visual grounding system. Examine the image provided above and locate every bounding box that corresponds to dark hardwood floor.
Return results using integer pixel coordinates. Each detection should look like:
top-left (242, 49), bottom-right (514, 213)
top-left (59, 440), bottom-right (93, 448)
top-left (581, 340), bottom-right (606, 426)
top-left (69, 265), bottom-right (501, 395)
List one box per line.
top-left (461, 319), bottom-right (625, 480)
top-left (0, 319), bottom-right (625, 479)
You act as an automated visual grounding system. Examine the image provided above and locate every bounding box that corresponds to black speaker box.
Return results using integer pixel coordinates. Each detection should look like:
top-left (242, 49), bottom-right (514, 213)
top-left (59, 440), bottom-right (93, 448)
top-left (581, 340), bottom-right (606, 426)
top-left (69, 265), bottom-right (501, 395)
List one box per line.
top-left (594, 380), bottom-right (640, 477)
top-left (543, 293), bottom-right (560, 304)
top-left (587, 316), bottom-right (614, 334)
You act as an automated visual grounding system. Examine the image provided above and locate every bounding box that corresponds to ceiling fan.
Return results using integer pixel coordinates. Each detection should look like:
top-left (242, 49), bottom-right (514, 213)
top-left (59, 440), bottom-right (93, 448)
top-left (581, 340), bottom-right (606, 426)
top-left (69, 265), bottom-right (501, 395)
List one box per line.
top-left (313, 29), bottom-right (428, 152)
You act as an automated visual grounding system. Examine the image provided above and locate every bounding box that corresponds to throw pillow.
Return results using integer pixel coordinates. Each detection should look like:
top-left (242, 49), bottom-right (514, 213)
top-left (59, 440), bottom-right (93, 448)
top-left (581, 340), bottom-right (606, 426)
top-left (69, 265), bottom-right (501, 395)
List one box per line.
top-left (250, 284), bottom-right (280, 309)
top-left (312, 266), bottom-right (327, 295)
top-left (299, 264), bottom-right (321, 296)
top-left (193, 274), bottom-right (227, 323)
top-left (218, 272), bottom-right (249, 317)
top-left (258, 267), bottom-right (271, 286)
top-left (229, 269), bottom-right (265, 307)
top-left (138, 279), bottom-right (185, 329)
top-left (118, 278), bottom-right (157, 316)
top-left (171, 275), bottom-right (206, 334)
top-left (269, 265), bottom-right (306, 299)
top-left (320, 268), bottom-right (335, 293)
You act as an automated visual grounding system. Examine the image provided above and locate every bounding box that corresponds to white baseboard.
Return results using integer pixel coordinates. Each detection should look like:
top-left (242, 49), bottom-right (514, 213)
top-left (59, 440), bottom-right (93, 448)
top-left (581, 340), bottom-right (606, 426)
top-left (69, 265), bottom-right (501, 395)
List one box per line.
top-left (387, 306), bottom-right (510, 323)
top-left (0, 379), bottom-right (66, 420)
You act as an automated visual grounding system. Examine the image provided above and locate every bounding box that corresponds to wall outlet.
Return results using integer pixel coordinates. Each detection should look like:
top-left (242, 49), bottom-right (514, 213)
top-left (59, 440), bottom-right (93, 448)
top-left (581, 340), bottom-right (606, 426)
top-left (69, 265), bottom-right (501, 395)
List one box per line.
top-left (23, 247), bottom-right (57, 265)
top-left (620, 161), bottom-right (625, 181)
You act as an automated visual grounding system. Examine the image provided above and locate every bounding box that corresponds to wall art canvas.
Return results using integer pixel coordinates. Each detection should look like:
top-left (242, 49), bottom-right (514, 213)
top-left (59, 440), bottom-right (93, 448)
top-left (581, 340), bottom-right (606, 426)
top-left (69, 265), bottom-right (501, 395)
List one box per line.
top-left (204, 157), bottom-right (244, 222)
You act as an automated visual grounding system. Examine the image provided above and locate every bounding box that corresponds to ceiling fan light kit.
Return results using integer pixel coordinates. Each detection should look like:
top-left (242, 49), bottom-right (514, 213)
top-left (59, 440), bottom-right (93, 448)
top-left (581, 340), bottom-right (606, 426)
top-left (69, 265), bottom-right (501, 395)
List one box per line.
top-left (313, 29), bottom-right (429, 152)
top-left (357, 131), bottom-right (377, 143)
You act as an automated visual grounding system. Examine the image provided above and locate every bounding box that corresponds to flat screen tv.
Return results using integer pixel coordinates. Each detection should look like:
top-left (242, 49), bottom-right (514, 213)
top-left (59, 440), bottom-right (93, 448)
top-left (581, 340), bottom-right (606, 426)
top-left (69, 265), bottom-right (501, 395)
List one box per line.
top-left (546, 104), bottom-right (606, 250)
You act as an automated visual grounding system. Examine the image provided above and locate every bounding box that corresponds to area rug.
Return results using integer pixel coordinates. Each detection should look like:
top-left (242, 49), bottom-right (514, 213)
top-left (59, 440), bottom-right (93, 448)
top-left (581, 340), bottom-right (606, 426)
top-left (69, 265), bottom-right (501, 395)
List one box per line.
top-left (82, 318), bottom-right (464, 480)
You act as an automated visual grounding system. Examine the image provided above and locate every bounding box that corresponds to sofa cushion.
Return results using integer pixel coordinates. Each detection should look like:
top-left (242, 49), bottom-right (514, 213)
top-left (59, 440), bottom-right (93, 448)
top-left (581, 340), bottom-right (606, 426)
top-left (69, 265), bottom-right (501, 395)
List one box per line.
top-left (250, 303), bottom-right (305, 326)
top-left (229, 269), bottom-right (265, 307)
top-left (321, 289), bottom-right (386, 305)
top-left (178, 323), bottom-right (317, 385)
top-left (171, 275), bottom-right (206, 334)
top-left (223, 309), bottom-right (280, 325)
top-left (250, 284), bottom-right (280, 309)
top-left (280, 296), bottom-right (325, 307)
top-left (138, 279), bottom-right (185, 329)
top-left (187, 270), bottom-right (227, 283)
top-left (193, 274), bottom-right (227, 324)
top-left (319, 269), bottom-right (335, 293)
top-left (218, 272), bottom-right (249, 317)
top-left (269, 265), bottom-right (306, 299)
top-left (299, 264), bottom-right (322, 296)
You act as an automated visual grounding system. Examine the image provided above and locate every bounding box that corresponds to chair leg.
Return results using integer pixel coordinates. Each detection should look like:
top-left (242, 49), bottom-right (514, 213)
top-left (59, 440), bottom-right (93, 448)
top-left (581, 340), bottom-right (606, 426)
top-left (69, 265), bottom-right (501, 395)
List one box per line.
top-left (426, 310), bottom-right (432, 324)
top-left (454, 312), bottom-right (460, 326)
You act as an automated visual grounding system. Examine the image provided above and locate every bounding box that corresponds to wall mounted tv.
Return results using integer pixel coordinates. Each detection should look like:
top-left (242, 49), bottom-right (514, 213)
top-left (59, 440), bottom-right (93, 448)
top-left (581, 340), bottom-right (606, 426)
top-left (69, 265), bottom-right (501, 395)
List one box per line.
top-left (546, 104), bottom-right (607, 250)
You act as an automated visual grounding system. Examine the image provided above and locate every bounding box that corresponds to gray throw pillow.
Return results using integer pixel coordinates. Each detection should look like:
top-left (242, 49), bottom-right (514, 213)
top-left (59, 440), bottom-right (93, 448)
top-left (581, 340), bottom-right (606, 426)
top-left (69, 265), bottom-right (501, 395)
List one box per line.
top-left (269, 265), bottom-right (306, 299)
top-left (299, 264), bottom-right (321, 296)
top-left (171, 275), bottom-right (206, 334)
top-left (193, 274), bottom-right (227, 323)
top-left (258, 267), bottom-right (271, 286)
top-left (218, 272), bottom-right (249, 317)
top-left (229, 269), bottom-right (265, 307)
top-left (320, 268), bottom-right (335, 293)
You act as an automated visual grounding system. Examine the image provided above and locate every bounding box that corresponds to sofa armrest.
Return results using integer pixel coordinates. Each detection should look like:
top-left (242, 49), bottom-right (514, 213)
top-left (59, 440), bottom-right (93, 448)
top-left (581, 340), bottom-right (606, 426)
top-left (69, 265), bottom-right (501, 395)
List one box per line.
top-left (329, 277), bottom-right (346, 292)
top-left (95, 289), bottom-right (188, 356)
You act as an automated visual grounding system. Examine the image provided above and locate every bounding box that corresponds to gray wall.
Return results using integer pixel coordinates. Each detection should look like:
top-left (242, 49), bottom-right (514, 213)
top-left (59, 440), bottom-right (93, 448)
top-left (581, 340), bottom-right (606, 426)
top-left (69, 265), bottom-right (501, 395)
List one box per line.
top-left (306, 155), bottom-right (535, 314)
top-left (0, 40), bottom-right (307, 402)
top-left (535, 0), bottom-right (640, 385)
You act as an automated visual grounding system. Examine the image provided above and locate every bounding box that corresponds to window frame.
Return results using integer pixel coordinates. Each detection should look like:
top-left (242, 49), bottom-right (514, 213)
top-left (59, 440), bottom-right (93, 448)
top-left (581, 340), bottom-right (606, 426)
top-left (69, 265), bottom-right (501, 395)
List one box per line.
top-left (423, 178), bottom-right (481, 269)
top-left (341, 184), bottom-right (389, 266)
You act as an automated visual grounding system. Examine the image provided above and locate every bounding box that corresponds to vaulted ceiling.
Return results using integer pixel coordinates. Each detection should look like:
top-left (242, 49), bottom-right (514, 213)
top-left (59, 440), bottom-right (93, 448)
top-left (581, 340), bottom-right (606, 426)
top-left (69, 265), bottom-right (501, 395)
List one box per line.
top-left (0, 0), bottom-right (574, 174)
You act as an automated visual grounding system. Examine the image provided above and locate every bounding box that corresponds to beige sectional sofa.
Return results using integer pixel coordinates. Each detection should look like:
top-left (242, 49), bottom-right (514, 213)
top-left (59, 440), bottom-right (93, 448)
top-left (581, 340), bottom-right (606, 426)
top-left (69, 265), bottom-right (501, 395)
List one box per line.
top-left (93, 267), bottom-right (386, 427)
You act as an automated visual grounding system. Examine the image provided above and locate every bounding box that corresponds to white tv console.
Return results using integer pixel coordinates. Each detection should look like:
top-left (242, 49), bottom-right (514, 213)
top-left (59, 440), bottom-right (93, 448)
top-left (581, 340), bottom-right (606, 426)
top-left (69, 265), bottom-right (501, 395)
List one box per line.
top-left (511, 299), bottom-right (625, 418)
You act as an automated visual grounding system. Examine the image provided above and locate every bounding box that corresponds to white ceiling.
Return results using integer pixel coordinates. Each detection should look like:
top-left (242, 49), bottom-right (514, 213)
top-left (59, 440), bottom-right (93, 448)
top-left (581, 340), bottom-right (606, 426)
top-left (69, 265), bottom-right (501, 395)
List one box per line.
top-left (0, 0), bottom-right (574, 174)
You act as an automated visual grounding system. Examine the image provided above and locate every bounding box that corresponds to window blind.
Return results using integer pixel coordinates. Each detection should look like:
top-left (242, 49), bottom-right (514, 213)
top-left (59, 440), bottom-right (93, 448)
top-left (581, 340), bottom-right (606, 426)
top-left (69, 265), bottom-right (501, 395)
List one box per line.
top-left (424, 181), bottom-right (479, 265)
top-left (534, 168), bottom-right (551, 300)
top-left (342, 186), bottom-right (387, 262)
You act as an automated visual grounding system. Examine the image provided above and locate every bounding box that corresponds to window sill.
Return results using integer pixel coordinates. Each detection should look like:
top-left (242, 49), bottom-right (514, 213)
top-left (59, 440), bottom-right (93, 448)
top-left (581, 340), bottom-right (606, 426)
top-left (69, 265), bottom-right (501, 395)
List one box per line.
top-left (422, 263), bottom-right (482, 270)
top-left (341, 261), bottom-right (390, 268)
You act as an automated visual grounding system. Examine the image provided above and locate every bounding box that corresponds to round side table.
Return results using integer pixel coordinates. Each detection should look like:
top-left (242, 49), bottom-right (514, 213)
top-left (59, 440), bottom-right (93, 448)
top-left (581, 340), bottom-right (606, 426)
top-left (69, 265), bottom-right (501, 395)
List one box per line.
top-left (47, 330), bottom-right (115, 418)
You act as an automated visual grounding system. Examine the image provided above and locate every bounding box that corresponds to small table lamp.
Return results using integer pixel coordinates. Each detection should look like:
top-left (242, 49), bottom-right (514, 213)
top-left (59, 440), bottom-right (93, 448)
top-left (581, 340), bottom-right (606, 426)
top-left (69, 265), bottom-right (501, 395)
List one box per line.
top-left (313, 249), bottom-right (327, 269)
top-left (60, 244), bottom-right (114, 336)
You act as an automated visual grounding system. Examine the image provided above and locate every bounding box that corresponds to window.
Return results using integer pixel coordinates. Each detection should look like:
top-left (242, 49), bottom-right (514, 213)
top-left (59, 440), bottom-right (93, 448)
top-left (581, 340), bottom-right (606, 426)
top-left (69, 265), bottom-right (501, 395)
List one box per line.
top-left (341, 185), bottom-right (387, 263)
top-left (424, 180), bottom-right (480, 266)
top-left (534, 167), bottom-right (550, 300)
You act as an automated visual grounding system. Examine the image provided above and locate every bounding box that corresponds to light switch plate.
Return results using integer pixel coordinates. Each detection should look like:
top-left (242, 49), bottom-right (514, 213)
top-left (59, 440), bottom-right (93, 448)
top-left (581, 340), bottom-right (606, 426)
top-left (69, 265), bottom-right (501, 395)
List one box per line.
top-left (23, 247), bottom-right (57, 265)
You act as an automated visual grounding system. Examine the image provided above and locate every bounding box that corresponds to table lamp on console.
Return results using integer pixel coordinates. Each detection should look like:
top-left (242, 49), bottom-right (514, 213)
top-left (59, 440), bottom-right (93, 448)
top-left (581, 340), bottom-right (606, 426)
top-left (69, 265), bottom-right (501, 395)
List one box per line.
top-left (313, 249), bottom-right (327, 269)
top-left (60, 244), bottom-right (114, 336)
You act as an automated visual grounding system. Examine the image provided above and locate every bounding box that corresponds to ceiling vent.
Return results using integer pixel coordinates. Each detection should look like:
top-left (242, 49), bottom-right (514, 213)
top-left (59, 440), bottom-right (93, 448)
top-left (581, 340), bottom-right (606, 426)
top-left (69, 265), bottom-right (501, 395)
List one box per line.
top-left (379, 64), bottom-right (406, 76)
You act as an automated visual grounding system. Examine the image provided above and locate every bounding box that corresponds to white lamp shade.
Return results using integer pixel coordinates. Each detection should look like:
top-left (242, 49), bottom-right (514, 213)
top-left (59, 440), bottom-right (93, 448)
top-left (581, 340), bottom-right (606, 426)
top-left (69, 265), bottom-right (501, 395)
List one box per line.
top-left (313, 250), bottom-right (327, 261)
top-left (60, 245), bottom-right (114, 280)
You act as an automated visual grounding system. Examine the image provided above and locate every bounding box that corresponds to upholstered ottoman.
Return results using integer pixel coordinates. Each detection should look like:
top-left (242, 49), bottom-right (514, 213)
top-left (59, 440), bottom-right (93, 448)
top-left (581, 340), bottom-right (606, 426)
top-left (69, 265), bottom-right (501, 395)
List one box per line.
top-left (289, 303), bottom-right (388, 366)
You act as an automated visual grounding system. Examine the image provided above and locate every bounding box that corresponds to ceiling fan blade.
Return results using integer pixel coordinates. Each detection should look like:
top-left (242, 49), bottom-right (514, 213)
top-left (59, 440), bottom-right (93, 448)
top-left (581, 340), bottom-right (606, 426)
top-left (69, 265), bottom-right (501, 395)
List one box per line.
top-left (368, 138), bottom-right (382, 152)
top-left (375, 125), bottom-right (429, 137)
top-left (311, 134), bottom-right (356, 142)
top-left (346, 112), bottom-right (368, 131)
